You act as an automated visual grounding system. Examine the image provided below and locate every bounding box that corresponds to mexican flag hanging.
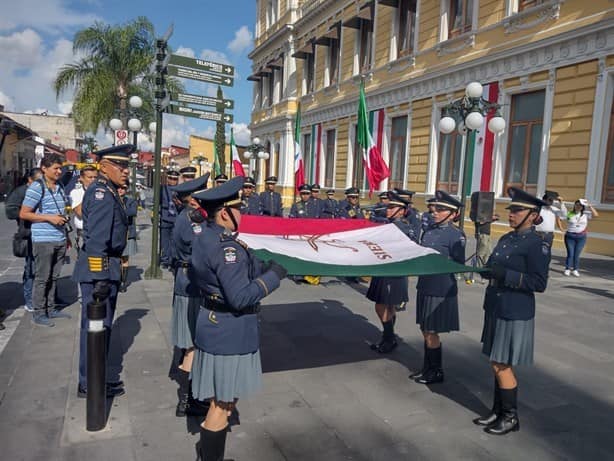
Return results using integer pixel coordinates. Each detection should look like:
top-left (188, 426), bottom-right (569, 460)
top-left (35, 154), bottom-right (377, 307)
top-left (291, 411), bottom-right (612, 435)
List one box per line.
top-left (238, 216), bottom-right (474, 277)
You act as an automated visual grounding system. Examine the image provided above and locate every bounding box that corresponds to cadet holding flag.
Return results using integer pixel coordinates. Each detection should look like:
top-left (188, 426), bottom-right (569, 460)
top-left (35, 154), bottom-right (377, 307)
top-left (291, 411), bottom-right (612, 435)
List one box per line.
top-left (260, 176), bottom-right (283, 217)
top-left (289, 184), bottom-right (319, 218)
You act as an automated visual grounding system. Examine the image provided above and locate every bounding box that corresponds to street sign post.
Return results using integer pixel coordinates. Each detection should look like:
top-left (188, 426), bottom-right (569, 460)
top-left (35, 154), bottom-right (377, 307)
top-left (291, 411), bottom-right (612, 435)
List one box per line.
top-left (172, 92), bottom-right (234, 110)
top-left (168, 105), bottom-right (233, 123)
top-left (167, 65), bottom-right (233, 86)
top-left (169, 54), bottom-right (234, 76)
top-left (115, 130), bottom-right (129, 145)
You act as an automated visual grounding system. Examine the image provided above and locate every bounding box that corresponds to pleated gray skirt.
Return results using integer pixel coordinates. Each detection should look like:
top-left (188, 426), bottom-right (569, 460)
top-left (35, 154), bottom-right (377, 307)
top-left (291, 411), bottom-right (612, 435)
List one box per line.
top-left (366, 276), bottom-right (408, 304)
top-left (416, 291), bottom-right (459, 333)
top-left (190, 348), bottom-right (262, 403)
top-left (171, 294), bottom-right (199, 349)
top-left (481, 310), bottom-right (534, 366)
top-left (122, 238), bottom-right (137, 256)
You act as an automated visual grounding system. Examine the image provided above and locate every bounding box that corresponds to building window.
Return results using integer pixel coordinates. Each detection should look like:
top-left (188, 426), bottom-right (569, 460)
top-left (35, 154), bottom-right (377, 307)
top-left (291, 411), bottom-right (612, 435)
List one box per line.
top-left (436, 115), bottom-right (463, 194)
top-left (390, 116), bottom-right (408, 189)
top-left (328, 35), bottom-right (340, 86)
top-left (397, 0), bottom-right (417, 57)
top-left (324, 129), bottom-right (336, 187)
top-left (358, 19), bottom-right (373, 73)
top-left (267, 73), bottom-right (275, 107)
top-left (266, 0), bottom-right (278, 29)
top-left (259, 78), bottom-right (266, 109)
top-left (277, 56), bottom-right (284, 102)
top-left (303, 132), bottom-right (312, 184)
top-left (602, 99), bottom-right (614, 203)
top-left (305, 46), bottom-right (315, 93)
top-left (505, 90), bottom-right (546, 195)
top-left (448, 0), bottom-right (473, 38)
top-left (353, 126), bottom-right (366, 189)
top-left (264, 141), bottom-right (272, 177)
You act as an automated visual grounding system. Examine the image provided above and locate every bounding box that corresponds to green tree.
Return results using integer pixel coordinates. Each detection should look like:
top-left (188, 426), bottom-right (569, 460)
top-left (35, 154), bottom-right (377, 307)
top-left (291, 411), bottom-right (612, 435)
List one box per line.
top-left (54, 17), bottom-right (182, 133)
top-left (215, 86), bottom-right (227, 175)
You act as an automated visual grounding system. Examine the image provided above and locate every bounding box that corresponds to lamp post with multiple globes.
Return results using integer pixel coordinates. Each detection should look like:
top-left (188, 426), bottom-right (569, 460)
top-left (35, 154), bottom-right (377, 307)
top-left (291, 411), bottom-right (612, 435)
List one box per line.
top-left (243, 137), bottom-right (269, 186)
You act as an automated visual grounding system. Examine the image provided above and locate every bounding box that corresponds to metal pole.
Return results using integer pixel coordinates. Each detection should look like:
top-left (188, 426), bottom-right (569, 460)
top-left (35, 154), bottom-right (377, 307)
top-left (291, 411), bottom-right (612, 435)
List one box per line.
top-left (131, 131), bottom-right (137, 197)
top-left (145, 108), bottom-right (163, 279)
top-left (86, 295), bottom-right (107, 431)
top-left (458, 129), bottom-right (475, 232)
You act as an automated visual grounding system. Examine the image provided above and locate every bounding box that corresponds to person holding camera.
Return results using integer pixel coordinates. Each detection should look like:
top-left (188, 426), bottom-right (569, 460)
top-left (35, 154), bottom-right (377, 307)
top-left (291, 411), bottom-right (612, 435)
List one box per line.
top-left (73, 144), bottom-right (135, 398)
top-left (19, 154), bottom-right (71, 327)
top-left (188, 176), bottom-right (287, 461)
top-left (558, 198), bottom-right (599, 277)
top-left (535, 190), bottom-right (564, 248)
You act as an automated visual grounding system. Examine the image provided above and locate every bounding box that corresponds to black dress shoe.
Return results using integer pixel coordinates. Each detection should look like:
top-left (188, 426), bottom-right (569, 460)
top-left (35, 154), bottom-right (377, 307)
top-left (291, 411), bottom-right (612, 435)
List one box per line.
top-left (409, 368), bottom-right (426, 380)
top-left (375, 338), bottom-right (398, 354)
top-left (484, 413), bottom-right (519, 435)
top-left (107, 380), bottom-right (124, 388)
top-left (473, 412), bottom-right (498, 426)
top-left (77, 385), bottom-right (126, 399)
top-left (414, 368), bottom-right (444, 384)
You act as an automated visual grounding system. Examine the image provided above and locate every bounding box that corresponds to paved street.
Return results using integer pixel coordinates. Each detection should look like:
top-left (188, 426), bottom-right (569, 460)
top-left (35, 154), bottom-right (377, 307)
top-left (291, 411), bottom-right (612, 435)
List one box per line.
top-left (0, 204), bottom-right (613, 460)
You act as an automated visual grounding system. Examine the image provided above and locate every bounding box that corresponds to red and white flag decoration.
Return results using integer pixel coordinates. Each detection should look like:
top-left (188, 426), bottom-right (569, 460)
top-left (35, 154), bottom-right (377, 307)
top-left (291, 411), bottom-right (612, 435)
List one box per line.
top-left (357, 82), bottom-right (390, 196)
top-left (294, 104), bottom-right (305, 192)
top-left (471, 82), bottom-right (500, 192)
top-left (230, 128), bottom-right (245, 177)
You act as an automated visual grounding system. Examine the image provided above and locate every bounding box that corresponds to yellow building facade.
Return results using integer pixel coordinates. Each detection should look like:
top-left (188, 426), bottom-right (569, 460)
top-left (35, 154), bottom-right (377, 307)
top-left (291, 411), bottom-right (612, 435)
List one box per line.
top-left (249, 0), bottom-right (614, 255)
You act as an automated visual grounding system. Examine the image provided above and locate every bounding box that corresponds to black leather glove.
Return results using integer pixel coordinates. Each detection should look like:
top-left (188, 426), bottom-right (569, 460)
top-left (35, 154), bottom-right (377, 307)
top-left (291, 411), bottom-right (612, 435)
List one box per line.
top-left (267, 260), bottom-right (288, 279)
top-left (93, 280), bottom-right (111, 302)
top-left (489, 263), bottom-right (506, 282)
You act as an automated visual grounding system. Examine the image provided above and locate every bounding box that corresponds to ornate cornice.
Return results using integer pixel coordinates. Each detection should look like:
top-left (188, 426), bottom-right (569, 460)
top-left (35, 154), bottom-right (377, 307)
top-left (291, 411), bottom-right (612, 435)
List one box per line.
top-left (503, 0), bottom-right (565, 34)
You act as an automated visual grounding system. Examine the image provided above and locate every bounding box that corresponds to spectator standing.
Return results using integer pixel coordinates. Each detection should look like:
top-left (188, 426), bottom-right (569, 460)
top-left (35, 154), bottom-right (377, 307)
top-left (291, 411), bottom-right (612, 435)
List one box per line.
top-left (19, 154), bottom-right (71, 327)
top-left (5, 168), bottom-right (42, 312)
top-left (558, 199), bottom-right (599, 277)
top-left (535, 190), bottom-right (564, 247)
top-left (70, 165), bottom-right (98, 252)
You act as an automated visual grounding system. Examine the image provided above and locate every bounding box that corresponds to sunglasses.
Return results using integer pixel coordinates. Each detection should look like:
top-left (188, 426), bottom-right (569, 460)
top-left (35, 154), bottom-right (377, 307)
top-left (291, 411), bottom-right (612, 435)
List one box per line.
top-left (508, 206), bottom-right (532, 214)
top-left (433, 205), bottom-right (453, 212)
top-left (109, 160), bottom-right (130, 170)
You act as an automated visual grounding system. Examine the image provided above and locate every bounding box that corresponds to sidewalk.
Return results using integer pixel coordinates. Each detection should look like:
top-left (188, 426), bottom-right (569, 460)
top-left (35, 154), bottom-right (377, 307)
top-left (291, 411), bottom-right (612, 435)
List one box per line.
top-left (0, 212), bottom-right (613, 460)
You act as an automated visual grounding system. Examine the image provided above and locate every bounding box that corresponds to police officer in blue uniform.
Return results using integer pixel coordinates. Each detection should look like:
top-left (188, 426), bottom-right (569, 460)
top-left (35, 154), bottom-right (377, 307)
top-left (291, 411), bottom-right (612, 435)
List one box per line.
top-left (310, 184), bottom-right (324, 217)
top-left (260, 175), bottom-right (283, 217)
top-left (188, 176), bottom-right (287, 461)
top-left (180, 166), bottom-right (197, 182)
top-left (473, 188), bottom-right (550, 436)
top-left (368, 191), bottom-right (421, 353)
top-left (321, 189), bottom-right (338, 218)
top-left (240, 176), bottom-right (262, 215)
top-left (168, 173), bottom-right (209, 417)
top-left (73, 144), bottom-right (135, 398)
top-left (411, 190), bottom-right (466, 385)
top-left (289, 184), bottom-right (319, 218)
top-left (421, 197), bottom-right (436, 232)
top-left (160, 170), bottom-right (180, 268)
top-left (337, 187), bottom-right (365, 219)
top-left (214, 174), bottom-right (228, 187)
top-left (370, 191), bottom-right (390, 223)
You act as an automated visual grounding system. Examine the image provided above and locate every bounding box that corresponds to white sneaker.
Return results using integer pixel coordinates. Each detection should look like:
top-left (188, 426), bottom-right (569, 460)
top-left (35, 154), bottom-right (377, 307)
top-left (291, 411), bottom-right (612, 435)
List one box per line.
top-left (572, 270), bottom-right (580, 277)
top-left (563, 269), bottom-right (571, 276)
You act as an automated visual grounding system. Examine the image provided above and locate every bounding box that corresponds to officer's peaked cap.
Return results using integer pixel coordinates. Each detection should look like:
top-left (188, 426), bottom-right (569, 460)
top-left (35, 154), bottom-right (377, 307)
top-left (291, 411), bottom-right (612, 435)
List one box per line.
top-left (378, 191), bottom-right (389, 199)
top-left (167, 170), bottom-right (180, 178)
top-left (265, 175), bottom-right (278, 184)
top-left (326, 189), bottom-right (335, 195)
top-left (506, 187), bottom-right (548, 210)
top-left (298, 183), bottom-right (311, 193)
top-left (214, 174), bottom-right (228, 183)
top-left (170, 172), bottom-right (210, 197)
top-left (193, 176), bottom-right (244, 211)
top-left (345, 187), bottom-right (359, 196)
top-left (93, 144), bottom-right (135, 162)
top-left (387, 191), bottom-right (411, 208)
top-left (394, 188), bottom-right (415, 200)
top-left (432, 190), bottom-right (463, 210)
top-left (243, 176), bottom-right (256, 187)
top-left (180, 166), bottom-right (197, 175)
top-left (311, 183), bottom-right (321, 191)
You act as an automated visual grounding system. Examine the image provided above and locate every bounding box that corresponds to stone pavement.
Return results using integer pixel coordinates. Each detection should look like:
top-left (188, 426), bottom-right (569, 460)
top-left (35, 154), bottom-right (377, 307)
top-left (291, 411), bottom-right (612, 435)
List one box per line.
top-left (0, 209), bottom-right (613, 460)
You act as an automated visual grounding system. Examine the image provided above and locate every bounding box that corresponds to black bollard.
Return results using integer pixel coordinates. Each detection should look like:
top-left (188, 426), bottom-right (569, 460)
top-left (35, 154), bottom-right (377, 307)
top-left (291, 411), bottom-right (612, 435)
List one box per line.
top-left (86, 296), bottom-right (107, 431)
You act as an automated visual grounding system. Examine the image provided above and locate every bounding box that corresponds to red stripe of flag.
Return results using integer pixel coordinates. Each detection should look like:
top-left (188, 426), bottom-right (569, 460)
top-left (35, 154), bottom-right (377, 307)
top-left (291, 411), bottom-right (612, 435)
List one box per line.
top-left (480, 82), bottom-right (498, 191)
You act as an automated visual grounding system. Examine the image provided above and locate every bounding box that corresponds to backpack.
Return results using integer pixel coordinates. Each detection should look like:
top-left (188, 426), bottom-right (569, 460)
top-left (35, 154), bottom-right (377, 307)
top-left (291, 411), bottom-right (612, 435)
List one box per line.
top-left (4, 184), bottom-right (27, 220)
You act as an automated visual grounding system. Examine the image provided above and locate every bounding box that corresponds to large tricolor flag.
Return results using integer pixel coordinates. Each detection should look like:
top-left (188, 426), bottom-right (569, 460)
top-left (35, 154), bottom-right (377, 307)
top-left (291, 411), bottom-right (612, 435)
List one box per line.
top-left (230, 127), bottom-right (245, 177)
top-left (213, 141), bottom-right (222, 177)
top-left (357, 82), bottom-right (390, 196)
top-left (238, 216), bottom-right (475, 276)
top-left (294, 104), bottom-right (305, 192)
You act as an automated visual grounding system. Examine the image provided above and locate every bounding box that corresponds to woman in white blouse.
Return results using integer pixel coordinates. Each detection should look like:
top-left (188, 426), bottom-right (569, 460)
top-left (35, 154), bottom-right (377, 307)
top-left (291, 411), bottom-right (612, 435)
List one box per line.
top-left (558, 199), bottom-right (599, 276)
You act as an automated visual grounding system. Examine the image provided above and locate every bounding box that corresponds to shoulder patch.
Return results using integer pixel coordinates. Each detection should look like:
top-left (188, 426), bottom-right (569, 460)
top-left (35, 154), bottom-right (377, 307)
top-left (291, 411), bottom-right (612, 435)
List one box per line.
top-left (191, 223), bottom-right (202, 234)
top-left (94, 189), bottom-right (105, 200)
top-left (223, 247), bottom-right (237, 264)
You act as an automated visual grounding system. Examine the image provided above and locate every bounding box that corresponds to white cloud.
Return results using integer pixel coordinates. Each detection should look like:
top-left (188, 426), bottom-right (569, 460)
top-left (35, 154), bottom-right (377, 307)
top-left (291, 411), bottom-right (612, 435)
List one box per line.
top-left (0, 29), bottom-right (43, 68)
top-left (175, 46), bottom-right (195, 58)
top-left (58, 100), bottom-right (73, 115)
top-left (200, 49), bottom-right (231, 65)
top-left (227, 26), bottom-right (253, 55)
top-left (229, 123), bottom-right (251, 146)
top-left (0, 0), bottom-right (98, 34)
top-left (0, 90), bottom-right (15, 111)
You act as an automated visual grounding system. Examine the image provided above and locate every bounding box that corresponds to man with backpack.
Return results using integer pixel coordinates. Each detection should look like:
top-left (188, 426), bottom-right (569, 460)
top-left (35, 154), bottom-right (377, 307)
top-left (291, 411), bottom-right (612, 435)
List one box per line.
top-left (19, 154), bottom-right (72, 327)
top-left (5, 168), bottom-right (42, 312)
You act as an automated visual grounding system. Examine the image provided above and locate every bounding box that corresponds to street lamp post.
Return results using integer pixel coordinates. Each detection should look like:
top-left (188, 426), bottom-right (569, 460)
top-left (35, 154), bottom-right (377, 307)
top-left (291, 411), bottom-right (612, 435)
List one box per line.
top-left (438, 82), bottom-right (506, 231)
top-left (243, 137), bottom-right (269, 186)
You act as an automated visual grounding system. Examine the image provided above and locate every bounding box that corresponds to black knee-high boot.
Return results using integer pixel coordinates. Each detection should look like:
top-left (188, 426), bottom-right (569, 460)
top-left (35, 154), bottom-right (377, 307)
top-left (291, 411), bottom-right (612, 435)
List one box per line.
top-left (120, 266), bottom-right (128, 292)
top-left (415, 345), bottom-right (444, 384)
top-left (485, 387), bottom-right (519, 435)
top-left (199, 426), bottom-right (228, 461)
top-left (473, 378), bottom-right (501, 426)
top-left (409, 341), bottom-right (428, 379)
top-left (175, 369), bottom-right (190, 417)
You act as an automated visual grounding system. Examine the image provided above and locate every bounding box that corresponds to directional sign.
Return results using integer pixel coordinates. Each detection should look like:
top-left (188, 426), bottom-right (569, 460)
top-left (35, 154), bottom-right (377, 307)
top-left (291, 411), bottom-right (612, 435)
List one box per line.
top-left (168, 65), bottom-right (233, 86)
top-left (169, 54), bottom-right (234, 76)
top-left (172, 92), bottom-right (234, 110)
top-left (168, 105), bottom-right (234, 123)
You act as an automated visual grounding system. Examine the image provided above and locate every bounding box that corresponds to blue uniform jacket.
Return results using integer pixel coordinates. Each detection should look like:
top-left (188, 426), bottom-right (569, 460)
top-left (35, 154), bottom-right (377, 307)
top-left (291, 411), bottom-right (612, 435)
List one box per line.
top-left (171, 207), bottom-right (204, 297)
top-left (124, 197), bottom-right (138, 240)
top-left (289, 199), bottom-right (319, 218)
top-left (160, 185), bottom-right (178, 227)
top-left (417, 222), bottom-right (466, 297)
top-left (483, 229), bottom-right (550, 321)
top-left (260, 190), bottom-right (283, 216)
top-left (336, 200), bottom-right (365, 219)
top-left (189, 222), bottom-right (281, 354)
top-left (240, 193), bottom-right (262, 215)
top-left (321, 198), bottom-right (338, 218)
top-left (73, 177), bottom-right (127, 282)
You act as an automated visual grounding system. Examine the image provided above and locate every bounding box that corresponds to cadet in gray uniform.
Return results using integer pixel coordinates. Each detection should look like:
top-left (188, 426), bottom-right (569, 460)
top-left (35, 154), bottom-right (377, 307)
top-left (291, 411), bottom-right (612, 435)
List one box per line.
top-left (367, 191), bottom-right (420, 353)
top-left (412, 190), bottom-right (466, 385)
top-left (189, 177), bottom-right (287, 460)
top-left (473, 187), bottom-right (550, 436)
top-left (336, 187), bottom-right (365, 219)
top-left (321, 189), bottom-right (338, 218)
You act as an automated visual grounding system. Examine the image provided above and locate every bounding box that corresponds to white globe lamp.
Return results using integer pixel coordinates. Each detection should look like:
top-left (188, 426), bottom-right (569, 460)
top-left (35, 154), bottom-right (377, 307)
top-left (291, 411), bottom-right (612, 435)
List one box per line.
top-left (129, 95), bottom-right (143, 109)
top-left (465, 82), bottom-right (483, 99)
top-left (127, 118), bottom-right (142, 132)
top-left (252, 136), bottom-right (261, 145)
top-left (488, 116), bottom-right (506, 134)
top-left (439, 116), bottom-right (456, 134)
top-left (109, 118), bottom-right (123, 130)
top-left (258, 151), bottom-right (270, 160)
top-left (465, 111), bottom-right (484, 131)
top-left (244, 151), bottom-right (253, 159)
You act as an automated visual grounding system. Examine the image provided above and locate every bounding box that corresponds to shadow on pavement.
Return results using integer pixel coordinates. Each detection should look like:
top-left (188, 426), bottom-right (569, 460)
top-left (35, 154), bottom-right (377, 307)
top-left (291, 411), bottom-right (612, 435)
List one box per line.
top-left (0, 281), bottom-right (24, 314)
top-left (56, 275), bottom-right (79, 307)
top-left (110, 308), bottom-right (148, 382)
top-left (561, 284), bottom-right (614, 300)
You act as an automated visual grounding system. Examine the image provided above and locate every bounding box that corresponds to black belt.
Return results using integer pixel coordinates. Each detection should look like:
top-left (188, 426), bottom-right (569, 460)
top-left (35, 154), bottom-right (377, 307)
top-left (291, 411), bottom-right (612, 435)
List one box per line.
top-left (488, 279), bottom-right (503, 288)
top-left (203, 296), bottom-right (260, 315)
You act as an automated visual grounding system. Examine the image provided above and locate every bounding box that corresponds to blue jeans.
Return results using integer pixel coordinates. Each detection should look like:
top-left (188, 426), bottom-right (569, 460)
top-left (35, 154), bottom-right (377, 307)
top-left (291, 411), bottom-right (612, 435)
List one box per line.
top-left (23, 253), bottom-right (34, 309)
top-left (564, 232), bottom-right (587, 270)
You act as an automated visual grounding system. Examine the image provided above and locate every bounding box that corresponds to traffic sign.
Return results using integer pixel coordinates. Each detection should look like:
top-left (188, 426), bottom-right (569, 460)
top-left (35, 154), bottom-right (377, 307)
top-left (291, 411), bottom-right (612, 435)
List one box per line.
top-left (168, 105), bottom-right (234, 123)
top-left (169, 54), bottom-right (234, 76)
top-left (115, 130), bottom-right (129, 145)
top-left (168, 65), bottom-right (233, 86)
top-left (172, 92), bottom-right (234, 110)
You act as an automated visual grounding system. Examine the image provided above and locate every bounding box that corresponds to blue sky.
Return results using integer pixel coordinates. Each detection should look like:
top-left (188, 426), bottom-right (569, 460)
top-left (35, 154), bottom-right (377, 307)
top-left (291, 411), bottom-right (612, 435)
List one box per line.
top-left (0, 0), bottom-right (257, 147)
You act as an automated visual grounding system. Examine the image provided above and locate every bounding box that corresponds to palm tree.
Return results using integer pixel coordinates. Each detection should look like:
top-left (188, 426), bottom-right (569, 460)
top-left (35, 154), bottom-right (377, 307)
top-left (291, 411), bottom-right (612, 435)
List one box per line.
top-left (54, 17), bottom-right (182, 133)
